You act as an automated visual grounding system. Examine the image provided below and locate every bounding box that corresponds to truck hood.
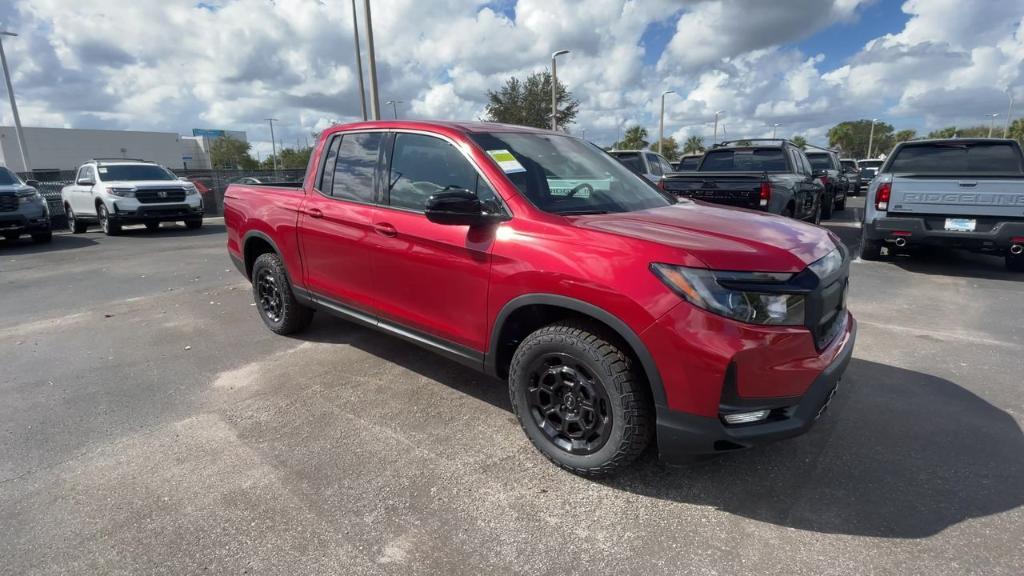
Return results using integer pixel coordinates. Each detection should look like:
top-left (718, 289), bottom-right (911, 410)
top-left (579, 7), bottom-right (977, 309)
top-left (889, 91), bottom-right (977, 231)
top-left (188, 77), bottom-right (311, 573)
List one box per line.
top-left (103, 180), bottom-right (189, 189)
top-left (570, 201), bottom-right (838, 273)
top-left (0, 184), bottom-right (33, 194)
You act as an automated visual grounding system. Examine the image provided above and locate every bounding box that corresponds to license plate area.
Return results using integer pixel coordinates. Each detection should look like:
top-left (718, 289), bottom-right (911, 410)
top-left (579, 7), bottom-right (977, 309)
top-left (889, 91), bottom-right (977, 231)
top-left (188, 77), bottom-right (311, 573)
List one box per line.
top-left (944, 218), bottom-right (976, 232)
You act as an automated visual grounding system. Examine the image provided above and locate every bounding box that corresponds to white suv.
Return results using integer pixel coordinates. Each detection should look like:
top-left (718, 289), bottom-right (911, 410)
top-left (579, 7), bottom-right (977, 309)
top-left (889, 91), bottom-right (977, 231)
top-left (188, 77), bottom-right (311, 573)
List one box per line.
top-left (61, 159), bottom-right (204, 235)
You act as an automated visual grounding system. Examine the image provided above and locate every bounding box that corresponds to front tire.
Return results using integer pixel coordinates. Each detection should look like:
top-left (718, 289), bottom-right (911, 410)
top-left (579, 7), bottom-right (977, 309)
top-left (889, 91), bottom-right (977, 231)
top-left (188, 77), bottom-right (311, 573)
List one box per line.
top-left (185, 218), bottom-right (203, 230)
top-left (251, 252), bottom-right (314, 335)
top-left (508, 320), bottom-right (652, 477)
top-left (66, 205), bottom-right (88, 234)
top-left (98, 204), bottom-right (121, 236)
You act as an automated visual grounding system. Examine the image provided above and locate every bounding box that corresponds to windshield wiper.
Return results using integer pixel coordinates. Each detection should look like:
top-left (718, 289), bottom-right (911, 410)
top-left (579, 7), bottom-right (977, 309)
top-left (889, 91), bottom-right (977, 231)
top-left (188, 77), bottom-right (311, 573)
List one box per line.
top-left (554, 209), bottom-right (610, 216)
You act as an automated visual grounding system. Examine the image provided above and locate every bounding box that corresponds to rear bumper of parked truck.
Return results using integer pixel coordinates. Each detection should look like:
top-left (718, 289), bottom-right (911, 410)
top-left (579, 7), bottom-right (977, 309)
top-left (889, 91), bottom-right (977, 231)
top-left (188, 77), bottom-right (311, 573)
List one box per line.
top-left (641, 302), bottom-right (857, 463)
top-left (865, 215), bottom-right (1024, 252)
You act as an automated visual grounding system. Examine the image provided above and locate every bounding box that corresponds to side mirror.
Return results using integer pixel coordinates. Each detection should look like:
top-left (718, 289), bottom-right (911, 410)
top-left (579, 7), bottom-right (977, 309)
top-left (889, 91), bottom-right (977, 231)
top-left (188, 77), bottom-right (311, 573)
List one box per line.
top-left (424, 190), bottom-right (504, 227)
top-left (25, 179), bottom-right (40, 188)
top-left (77, 177), bottom-right (95, 186)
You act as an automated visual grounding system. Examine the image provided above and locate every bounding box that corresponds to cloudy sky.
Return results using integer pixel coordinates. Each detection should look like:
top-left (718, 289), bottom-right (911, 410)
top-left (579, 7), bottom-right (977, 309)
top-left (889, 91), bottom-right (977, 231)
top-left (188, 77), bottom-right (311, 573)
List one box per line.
top-left (0, 0), bottom-right (1022, 157)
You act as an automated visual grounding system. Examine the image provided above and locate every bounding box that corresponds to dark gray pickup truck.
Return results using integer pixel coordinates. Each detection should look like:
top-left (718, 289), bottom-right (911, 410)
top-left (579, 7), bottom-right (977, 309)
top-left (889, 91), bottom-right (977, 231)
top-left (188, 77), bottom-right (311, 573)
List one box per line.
top-left (660, 139), bottom-right (826, 222)
top-left (861, 138), bottom-right (1024, 271)
top-left (0, 167), bottom-right (52, 244)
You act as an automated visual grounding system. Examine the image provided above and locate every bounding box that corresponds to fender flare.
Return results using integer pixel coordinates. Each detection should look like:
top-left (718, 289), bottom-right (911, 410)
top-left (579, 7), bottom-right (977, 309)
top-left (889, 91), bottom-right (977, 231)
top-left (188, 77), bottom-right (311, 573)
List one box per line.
top-left (241, 230), bottom-right (283, 277)
top-left (487, 294), bottom-right (667, 407)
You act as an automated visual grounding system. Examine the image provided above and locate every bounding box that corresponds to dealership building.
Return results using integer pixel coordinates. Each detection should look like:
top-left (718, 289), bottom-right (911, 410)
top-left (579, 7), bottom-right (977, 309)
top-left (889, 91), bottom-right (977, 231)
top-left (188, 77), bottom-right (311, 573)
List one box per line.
top-left (0, 126), bottom-right (247, 174)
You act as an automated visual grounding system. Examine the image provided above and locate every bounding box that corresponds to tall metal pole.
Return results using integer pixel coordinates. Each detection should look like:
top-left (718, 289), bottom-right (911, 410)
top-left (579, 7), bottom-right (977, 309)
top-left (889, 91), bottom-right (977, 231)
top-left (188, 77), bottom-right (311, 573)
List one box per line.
top-left (867, 118), bottom-right (877, 159)
top-left (659, 90), bottom-right (674, 155)
top-left (386, 99), bottom-right (402, 118)
top-left (350, 0), bottom-right (367, 121)
top-left (266, 118), bottom-right (279, 172)
top-left (712, 111), bottom-right (722, 144)
top-left (362, 0), bottom-right (381, 120)
top-left (551, 50), bottom-right (570, 131)
top-left (772, 123), bottom-right (780, 138)
top-left (0, 32), bottom-right (30, 174)
top-left (988, 113), bottom-right (998, 138)
top-left (1005, 89), bottom-right (1015, 137)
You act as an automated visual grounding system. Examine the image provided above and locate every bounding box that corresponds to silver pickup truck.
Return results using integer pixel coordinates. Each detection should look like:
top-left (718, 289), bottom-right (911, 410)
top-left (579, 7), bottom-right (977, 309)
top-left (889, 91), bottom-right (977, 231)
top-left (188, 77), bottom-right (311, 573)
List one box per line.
top-left (861, 138), bottom-right (1024, 271)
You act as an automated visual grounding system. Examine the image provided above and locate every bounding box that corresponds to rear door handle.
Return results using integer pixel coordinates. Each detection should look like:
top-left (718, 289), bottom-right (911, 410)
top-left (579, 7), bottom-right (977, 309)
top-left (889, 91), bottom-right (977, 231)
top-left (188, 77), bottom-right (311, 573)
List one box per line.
top-left (304, 207), bottom-right (324, 218)
top-left (374, 222), bottom-right (397, 237)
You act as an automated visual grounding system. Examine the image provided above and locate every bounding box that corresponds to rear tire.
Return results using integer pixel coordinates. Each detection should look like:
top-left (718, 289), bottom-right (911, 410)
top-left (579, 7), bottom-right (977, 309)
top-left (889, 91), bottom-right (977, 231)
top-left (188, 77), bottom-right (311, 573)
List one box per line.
top-left (145, 222), bottom-right (160, 231)
top-left (1006, 253), bottom-right (1024, 272)
top-left (820, 191), bottom-right (834, 220)
top-left (251, 252), bottom-right (314, 335)
top-left (836, 196), bottom-right (846, 211)
top-left (66, 205), bottom-right (88, 234)
top-left (3, 232), bottom-right (18, 241)
top-left (31, 232), bottom-right (53, 243)
top-left (860, 230), bottom-right (885, 261)
top-left (508, 319), bottom-right (652, 477)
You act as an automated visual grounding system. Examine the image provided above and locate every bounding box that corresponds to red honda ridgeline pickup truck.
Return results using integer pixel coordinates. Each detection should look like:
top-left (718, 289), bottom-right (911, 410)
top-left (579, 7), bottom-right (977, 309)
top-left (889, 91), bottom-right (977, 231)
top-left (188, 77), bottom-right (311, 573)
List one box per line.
top-left (225, 121), bottom-right (856, 476)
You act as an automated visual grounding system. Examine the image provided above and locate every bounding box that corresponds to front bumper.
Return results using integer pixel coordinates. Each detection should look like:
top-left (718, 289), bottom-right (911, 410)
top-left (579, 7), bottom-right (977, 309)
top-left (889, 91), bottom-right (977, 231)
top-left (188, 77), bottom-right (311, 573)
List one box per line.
top-left (0, 206), bottom-right (51, 235)
top-left (110, 200), bottom-right (204, 223)
top-left (654, 316), bottom-right (855, 462)
top-left (865, 215), bottom-right (1024, 251)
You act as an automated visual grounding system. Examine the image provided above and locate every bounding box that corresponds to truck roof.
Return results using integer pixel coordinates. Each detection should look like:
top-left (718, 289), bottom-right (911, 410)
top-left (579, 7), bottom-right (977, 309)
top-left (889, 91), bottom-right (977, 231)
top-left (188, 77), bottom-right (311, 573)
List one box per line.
top-left (327, 120), bottom-right (555, 135)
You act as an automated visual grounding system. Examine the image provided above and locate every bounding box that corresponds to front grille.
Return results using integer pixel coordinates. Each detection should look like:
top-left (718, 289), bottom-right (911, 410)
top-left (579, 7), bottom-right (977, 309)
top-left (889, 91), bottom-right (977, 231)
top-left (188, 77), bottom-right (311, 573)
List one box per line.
top-left (136, 189), bottom-right (186, 203)
top-left (0, 196), bottom-right (17, 212)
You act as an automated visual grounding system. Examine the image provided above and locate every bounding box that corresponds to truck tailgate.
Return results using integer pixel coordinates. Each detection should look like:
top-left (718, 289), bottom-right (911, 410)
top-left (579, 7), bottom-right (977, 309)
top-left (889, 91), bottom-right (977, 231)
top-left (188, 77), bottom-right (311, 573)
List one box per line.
top-left (662, 172), bottom-right (763, 209)
top-left (889, 176), bottom-right (1024, 218)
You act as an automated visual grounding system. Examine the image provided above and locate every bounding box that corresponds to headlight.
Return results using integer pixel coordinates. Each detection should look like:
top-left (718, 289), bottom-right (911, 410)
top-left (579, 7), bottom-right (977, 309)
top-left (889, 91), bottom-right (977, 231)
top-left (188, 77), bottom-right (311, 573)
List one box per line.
top-left (16, 189), bottom-right (42, 204)
top-left (183, 184), bottom-right (198, 195)
top-left (651, 263), bottom-right (806, 325)
top-left (108, 187), bottom-right (136, 197)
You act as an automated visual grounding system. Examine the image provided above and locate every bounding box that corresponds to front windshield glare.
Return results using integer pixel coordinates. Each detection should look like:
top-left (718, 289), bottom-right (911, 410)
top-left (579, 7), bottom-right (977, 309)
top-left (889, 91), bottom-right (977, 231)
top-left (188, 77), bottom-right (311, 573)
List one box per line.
top-left (101, 165), bottom-right (177, 181)
top-left (0, 168), bottom-right (21, 185)
top-left (471, 132), bottom-right (672, 215)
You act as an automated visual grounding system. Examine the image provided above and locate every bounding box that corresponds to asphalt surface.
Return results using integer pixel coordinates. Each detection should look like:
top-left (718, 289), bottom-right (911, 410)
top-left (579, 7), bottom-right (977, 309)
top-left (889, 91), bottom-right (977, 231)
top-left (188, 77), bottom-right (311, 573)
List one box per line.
top-left (1, 200), bottom-right (1022, 575)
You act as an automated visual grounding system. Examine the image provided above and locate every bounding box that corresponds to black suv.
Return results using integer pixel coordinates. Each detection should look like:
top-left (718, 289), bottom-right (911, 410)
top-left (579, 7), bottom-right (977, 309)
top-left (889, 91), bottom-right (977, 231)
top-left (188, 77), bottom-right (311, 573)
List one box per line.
top-left (661, 139), bottom-right (826, 222)
top-left (804, 148), bottom-right (849, 217)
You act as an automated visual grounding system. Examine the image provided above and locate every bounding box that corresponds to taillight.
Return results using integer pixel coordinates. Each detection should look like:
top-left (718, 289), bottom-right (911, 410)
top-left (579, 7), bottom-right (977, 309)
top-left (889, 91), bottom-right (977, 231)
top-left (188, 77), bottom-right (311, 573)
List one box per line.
top-left (875, 182), bottom-right (891, 211)
top-left (819, 175), bottom-right (829, 187)
top-left (658, 179), bottom-right (667, 191)
top-left (759, 181), bottom-right (771, 207)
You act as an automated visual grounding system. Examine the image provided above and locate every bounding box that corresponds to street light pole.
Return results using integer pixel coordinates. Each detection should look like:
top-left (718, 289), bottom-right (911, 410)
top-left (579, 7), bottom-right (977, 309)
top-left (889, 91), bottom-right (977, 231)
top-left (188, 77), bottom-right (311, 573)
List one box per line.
top-left (867, 118), bottom-right (878, 159)
top-left (362, 0), bottom-right (381, 120)
top-left (988, 113), bottom-right (999, 138)
top-left (712, 111), bottom-right (723, 144)
top-left (0, 31), bottom-right (31, 174)
top-left (266, 118), bottom-right (279, 172)
top-left (772, 123), bottom-right (781, 138)
top-left (385, 99), bottom-right (403, 119)
top-left (350, 0), bottom-right (367, 121)
top-left (551, 49), bottom-right (570, 131)
top-left (658, 90), bottom-right (675, 155)
top-left (1006, 89), bottom-right (1015, 137)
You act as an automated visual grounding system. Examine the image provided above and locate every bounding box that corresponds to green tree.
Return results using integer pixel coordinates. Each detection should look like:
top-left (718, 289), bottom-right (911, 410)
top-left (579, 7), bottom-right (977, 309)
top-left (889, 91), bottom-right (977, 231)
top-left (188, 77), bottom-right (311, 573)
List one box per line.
top-left (894, 129), bottom-right (917, 143)
top-left (209, 136), bottom-right (258, 169)
top-left (926, 125), bottom-right (992, 139)
top-left (485, 72), bottom-right (579, 129)
top-left (1007, 118), bottom-right (1024, 145)
top-left (791, 135), bottom-right (808, 149)
top-left (827, 119), bottom-right (895, 158)
top-left (614, 125), bottom-right (649, 150)
top-left (650, 137), bottom-right (680, 161)
top-left (683, 135), bottom-right (705, 154)
top-left (927, 126), bottom-right (958, 139)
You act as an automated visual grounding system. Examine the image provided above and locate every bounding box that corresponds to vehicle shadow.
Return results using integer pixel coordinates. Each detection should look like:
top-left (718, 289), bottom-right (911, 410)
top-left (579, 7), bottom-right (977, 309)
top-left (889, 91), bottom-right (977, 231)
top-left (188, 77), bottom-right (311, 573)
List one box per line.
top-left (101, 222), bottom-right (227, 238)
top-left (880, 247), bottom-right (1022, 282)
top-left (294, 315), bottom-right (1024, 539)
top-left (0, 233), bottom-right (98, 254)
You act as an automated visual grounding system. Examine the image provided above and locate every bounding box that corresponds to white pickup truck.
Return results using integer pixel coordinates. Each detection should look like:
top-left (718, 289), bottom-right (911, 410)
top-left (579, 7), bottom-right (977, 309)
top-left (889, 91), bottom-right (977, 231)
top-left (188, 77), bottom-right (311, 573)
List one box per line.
top-left (861, 138), bottom-right (1024, 271)
top-left (61, 159), bottom-right (204, 235)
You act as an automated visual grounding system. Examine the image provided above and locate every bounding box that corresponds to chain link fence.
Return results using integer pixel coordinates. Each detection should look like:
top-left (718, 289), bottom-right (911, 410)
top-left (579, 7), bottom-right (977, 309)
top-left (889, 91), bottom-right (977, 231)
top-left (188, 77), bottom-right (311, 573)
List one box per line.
top-left (20, 169), bottom-right (306, 227)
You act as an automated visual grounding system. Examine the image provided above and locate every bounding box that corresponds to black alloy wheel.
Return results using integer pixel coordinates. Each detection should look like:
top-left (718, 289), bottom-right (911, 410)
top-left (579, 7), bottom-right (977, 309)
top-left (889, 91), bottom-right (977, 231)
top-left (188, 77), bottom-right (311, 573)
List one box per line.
top-left (256, 267), bottom-right (284, 323)
top-left (526, 352), bottom-right (612, 455)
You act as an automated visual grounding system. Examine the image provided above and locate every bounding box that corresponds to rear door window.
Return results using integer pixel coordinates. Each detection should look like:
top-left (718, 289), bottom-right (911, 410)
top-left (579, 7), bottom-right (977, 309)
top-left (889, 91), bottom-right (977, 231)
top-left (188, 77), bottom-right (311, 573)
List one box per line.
top-left (387, 132), bottom-right (497, 212)
top-left (888, 142), bottom-right (1024, 173)
top-left (332, 132), bottom-right (382, 202)
top-left (806, 154), bottom-right (832, 171)
top-left (317, 136), bottom-right (342, 193)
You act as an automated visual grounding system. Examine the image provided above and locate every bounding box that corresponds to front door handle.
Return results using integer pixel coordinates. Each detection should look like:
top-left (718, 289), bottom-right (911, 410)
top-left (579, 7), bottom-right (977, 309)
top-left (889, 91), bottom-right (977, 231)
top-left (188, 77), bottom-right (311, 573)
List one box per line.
top-left (304, 207), bottom-right (324, 218)
top-left (373, 222), bottom-right (397, 237)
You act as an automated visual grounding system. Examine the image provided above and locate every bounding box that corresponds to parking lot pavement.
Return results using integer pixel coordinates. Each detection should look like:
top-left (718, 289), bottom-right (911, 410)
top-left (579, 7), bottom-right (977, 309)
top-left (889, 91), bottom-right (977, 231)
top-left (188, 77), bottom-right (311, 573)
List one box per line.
top-left (1, 209), bottom-right (1021, 575)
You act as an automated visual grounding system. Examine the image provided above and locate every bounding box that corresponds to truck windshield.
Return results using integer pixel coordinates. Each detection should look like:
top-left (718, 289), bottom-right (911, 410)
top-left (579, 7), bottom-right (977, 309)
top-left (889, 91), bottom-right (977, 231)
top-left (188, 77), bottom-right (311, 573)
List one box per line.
top-left (608, 152), bottom-right (645, 174)
top-left (100, 165), bottom-right (177, 181)
top-left (806, 154), bottom-right (832, 171)
top-left (888, 142), bottom-right (1024, 174)
top-left (0, 168), bottom-right (21, 185)
top-left (699, 149), bottom-right (787, 171)
top-left (470, 133), bottom-right (671, 215)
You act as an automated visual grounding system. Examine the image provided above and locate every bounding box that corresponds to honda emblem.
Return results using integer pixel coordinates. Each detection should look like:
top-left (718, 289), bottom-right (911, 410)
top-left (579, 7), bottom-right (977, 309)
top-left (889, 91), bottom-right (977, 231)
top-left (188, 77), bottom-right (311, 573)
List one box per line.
top-left (157, 191), bottom-right (167, 198)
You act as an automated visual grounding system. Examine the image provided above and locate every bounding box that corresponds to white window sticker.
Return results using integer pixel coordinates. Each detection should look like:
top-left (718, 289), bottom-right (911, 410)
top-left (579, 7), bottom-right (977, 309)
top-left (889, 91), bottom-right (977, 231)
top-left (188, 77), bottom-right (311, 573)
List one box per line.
top-left (487, 149), bottom-right (526, 174)
top-left (98, 167), bottom-right (108, 173)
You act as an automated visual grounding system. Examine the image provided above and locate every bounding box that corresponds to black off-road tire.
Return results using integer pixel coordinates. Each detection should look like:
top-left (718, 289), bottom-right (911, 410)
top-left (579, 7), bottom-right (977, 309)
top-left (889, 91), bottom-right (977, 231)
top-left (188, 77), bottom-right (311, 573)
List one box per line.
top-left (820, 190), bottom-right (834, 220)
top-left (66, 205), bottom-right (88, 234)
top-left (860, 232), bottom-right (886, 261)
top-left (145, 222), bottom-right (160, 231)
top-left (836, 196), bottom-right (847, 211)
top-left (1006, 253), bottom-right (1024, 272)
top-left (508, 320), bottom-right (653, 477)
top-left (185, 218), bottom-right (203, 230)
top-left (251, 252), bottom-right (314, 335)
top-left (31, 232), bottom-right (53, 243)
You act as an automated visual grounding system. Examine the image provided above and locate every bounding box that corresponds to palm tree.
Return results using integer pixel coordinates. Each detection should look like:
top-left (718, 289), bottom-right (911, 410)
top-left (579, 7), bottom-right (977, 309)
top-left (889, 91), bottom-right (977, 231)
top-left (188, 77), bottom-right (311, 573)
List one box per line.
top-left (617, 125), bottom-right (649, 149)
top-left (791, 135), bottom-right (808, 149)
top-left (683, 135), bottom-right (705, 154)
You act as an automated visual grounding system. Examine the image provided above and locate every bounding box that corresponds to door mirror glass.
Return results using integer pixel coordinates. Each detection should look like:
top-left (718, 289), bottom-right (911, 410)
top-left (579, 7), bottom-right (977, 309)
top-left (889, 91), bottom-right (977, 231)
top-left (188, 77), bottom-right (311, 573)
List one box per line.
top-left (425, 189), bottom-right (500, 226)
top-left (77, 176), bottom-right (95, 186)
